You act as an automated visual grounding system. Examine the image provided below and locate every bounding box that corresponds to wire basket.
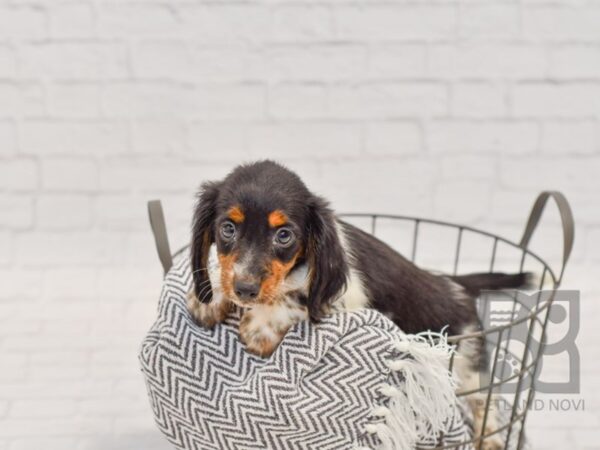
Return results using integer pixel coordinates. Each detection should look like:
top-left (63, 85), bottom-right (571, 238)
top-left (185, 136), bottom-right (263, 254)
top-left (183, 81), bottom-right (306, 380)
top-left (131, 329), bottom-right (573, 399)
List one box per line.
top-left (148, 190), bottom-right (574, 450)
top-left (341, 191), bottom-right (574, 450)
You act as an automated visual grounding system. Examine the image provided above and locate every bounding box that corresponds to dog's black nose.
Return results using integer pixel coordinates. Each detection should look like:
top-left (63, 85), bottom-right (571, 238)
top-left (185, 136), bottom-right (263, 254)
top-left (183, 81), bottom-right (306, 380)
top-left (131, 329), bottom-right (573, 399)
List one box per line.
top-left (234, 280), bottom-right (260, 300)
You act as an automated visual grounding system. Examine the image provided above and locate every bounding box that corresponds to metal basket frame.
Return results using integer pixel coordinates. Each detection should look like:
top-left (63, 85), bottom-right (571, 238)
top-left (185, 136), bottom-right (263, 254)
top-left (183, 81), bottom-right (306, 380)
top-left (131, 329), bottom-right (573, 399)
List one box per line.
top-left (341, 191), bottom-right (574, 450)
top-left (148, 191), bottom-right (574, 450)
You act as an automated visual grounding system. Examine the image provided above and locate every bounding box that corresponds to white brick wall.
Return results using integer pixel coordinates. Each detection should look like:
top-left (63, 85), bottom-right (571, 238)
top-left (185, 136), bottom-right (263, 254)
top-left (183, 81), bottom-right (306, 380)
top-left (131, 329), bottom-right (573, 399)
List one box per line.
top-left (0, 1), bottom-right (599, 449)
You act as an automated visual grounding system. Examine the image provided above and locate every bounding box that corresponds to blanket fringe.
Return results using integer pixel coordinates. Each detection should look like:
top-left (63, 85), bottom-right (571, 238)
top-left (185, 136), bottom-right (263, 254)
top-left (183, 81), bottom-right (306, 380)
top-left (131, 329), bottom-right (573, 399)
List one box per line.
top-left (361, 329), bottom-right (457, 450)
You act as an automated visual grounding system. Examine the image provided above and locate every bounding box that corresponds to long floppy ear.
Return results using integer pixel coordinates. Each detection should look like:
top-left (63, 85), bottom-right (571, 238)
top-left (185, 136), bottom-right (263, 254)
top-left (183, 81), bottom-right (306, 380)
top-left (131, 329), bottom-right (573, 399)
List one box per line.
top-left (305, 196), bottom-right (348, 321)
top-left (191, 181), bottom-right (221, 303)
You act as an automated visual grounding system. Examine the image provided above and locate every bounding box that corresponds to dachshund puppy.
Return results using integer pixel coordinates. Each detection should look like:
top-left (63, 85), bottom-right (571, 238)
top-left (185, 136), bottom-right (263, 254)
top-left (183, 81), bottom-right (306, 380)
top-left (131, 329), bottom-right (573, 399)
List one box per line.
top-left (188, 160), bottom-right (527, 450)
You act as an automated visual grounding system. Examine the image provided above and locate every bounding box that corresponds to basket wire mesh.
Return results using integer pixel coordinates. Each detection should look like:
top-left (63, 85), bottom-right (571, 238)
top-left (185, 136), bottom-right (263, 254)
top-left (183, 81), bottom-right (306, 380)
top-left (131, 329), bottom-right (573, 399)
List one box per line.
top-left (155, 191), bottom-right (574, 450)
top-left (341, 191), bottom-right (574, 450)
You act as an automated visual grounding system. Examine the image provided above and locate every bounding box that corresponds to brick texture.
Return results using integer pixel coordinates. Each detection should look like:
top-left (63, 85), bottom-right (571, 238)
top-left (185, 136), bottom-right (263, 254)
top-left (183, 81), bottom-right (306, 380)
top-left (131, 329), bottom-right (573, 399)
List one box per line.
top-left (0, 1), bottom-right (598, 449)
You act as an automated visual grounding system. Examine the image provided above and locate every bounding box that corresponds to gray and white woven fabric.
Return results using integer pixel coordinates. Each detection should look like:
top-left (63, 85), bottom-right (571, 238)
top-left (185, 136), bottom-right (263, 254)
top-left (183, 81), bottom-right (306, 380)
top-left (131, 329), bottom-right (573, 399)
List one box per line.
top-left (140, 254), bottom-right (477, 450)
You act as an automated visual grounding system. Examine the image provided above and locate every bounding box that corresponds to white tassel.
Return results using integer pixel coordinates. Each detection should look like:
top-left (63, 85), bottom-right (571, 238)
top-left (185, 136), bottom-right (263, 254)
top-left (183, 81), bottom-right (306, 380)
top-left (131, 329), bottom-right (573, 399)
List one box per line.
top-left (369, 422), bottom-right (398, 450)
top-left (379, 383), bottom-right (401, 397)
top-left (365, 329), bottom-right (458, 450)
top-left (387, 359), bottom-right (409, 371)
top-left (395, 341), bottom-right (410, 352)
top-left (364, 424), bottom-right (379, 434)
top-left (371, 406), bottom-right (391, 417)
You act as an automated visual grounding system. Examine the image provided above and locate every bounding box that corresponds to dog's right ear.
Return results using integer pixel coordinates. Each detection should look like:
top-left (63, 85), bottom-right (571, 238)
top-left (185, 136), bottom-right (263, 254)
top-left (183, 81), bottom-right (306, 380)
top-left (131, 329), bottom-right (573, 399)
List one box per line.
top-left (191, 181), bottom-right (221, 303)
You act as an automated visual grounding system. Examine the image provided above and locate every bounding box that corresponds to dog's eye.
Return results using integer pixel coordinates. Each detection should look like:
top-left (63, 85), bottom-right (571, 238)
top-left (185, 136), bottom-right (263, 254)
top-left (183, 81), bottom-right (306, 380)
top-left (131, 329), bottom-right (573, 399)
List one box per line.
top-left (274, 228), bottom-right (295, 247)
top-left (220, 221), bottom-right (236, 241)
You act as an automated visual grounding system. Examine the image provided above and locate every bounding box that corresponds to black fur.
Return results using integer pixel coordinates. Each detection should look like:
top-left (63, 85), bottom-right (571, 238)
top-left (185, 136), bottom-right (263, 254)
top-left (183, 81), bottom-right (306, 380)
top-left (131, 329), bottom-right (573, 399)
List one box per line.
top-left (340, 222), bottom-right (477, 335)
top-left (191, 160), bottom-right (529, 335)
top-left (449, 272), bottom-right (530, 297)
top-left (191, 181), bottom-right (221, 302)
top-left (190, 160), bottom-right (347, 316)
top-left (305, 197), bottom-right (348, 321)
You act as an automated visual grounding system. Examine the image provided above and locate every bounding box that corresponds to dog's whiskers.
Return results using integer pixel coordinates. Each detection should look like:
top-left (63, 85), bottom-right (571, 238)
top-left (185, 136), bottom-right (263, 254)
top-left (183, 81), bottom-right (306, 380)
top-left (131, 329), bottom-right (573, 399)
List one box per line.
top-left (199, 291), bottom-right (213, 304)
top-left (196, 281), bottom-right (211, 294)
top-left (195, 278), bottom-right (211, 288)
top-left (191, 267), bottom-right (211, 276)
top-left (198, 282), bottom-right (213, 302)
top-left (192, 279), bottom-right (211, 293)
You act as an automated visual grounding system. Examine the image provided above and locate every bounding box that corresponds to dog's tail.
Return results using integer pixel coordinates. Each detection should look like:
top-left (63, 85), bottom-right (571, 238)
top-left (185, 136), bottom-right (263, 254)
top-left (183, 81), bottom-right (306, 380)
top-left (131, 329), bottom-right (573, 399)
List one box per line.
top-left (449, 272), bottom-right (533, 297)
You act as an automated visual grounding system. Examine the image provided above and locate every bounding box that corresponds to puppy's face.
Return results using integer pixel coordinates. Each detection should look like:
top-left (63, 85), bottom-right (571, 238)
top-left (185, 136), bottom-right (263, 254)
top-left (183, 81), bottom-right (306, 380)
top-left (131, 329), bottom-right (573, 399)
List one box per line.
top-left (215, 201), bottom-right (303, 307)
top-left (191, 161), bottom-right (348, 320)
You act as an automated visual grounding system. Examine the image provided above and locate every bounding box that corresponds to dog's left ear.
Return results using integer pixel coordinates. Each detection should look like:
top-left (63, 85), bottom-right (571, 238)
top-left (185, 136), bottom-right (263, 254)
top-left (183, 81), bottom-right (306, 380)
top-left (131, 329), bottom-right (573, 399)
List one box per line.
top-left (190, 181), bottom-right (221, 303)
top-left (305, 196), bottom-right (348, 321)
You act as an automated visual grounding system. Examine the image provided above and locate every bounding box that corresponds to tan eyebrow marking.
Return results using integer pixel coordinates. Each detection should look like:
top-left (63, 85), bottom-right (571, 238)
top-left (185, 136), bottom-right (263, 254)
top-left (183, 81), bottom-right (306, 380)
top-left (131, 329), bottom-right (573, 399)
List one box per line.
top-left (228, 205), bottom-right (245, 223)
top-left (268, 210), bottom-right (288, 228)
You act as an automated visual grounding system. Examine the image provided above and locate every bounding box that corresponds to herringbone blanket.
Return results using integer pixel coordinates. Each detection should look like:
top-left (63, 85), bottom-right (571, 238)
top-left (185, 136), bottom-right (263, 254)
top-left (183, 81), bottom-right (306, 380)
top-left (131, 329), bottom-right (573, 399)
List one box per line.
top-left (139, 255), bottom-right (474, 450)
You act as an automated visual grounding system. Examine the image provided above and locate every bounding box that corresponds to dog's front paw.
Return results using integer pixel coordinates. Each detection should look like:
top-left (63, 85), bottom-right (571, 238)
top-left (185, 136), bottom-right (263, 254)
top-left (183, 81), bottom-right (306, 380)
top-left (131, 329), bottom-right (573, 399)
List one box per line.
top-left (477, 435), bottom-right (503, 450)
top-left (239, 310), bottom-right (285, 358)
top-left (472, 403), bottom-right (503, 450)
top-left (187, 291), bottom-right (231, 328)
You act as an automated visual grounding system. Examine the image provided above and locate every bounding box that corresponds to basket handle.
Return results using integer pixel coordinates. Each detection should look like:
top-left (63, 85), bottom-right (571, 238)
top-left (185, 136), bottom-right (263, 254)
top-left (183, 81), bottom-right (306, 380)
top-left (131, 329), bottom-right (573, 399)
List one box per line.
top-left (148, 200), bottom-right (173, 276)
top-left (519, 191), bottom-right (574, 283)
